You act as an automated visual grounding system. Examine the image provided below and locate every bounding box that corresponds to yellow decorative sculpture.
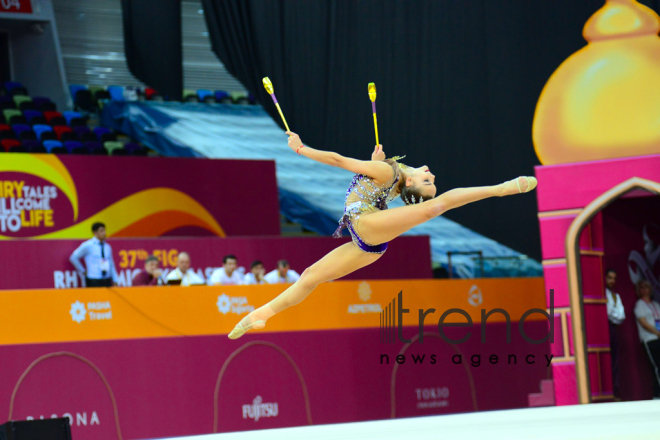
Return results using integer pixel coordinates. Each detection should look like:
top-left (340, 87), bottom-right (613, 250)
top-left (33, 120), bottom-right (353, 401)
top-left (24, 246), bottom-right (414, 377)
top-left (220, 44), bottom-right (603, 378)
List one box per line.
top-left (533, 0), bottom-right (660, 165)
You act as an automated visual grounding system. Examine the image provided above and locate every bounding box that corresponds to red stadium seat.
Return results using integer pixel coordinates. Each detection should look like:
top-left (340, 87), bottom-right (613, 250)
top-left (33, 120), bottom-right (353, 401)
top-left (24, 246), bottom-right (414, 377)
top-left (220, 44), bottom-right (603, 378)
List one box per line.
top-left (52, 125), bottom-right (73, 140)
top-left (144, 88), bottom-right (158, 100)
top-left (43, 111), bottom-right (64, 124)
top-left (1, 138), bottom-right (20, 152)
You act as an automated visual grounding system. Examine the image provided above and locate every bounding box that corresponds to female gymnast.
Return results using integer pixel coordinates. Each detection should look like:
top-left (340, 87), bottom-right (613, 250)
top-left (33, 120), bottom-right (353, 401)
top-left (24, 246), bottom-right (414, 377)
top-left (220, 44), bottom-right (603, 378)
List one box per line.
top-left (228, 131), bottom-right (537, 339)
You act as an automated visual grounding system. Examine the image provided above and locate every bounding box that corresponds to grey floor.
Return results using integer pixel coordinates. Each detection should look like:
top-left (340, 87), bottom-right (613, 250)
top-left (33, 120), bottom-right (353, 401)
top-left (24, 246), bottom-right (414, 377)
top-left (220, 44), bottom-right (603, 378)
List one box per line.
top-left (149, 400), bottom-right (660, 440)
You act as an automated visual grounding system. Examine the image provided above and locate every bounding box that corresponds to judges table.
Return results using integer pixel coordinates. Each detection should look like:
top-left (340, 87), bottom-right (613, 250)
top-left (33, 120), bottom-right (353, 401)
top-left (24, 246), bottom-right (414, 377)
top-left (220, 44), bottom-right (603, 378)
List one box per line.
top-left (0, 278), bottom-right (548, 440)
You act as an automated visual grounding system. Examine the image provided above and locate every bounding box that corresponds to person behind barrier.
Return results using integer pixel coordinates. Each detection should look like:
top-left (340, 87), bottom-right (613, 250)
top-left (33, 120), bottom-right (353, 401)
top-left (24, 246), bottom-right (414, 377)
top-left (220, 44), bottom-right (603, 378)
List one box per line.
top-left (166, 252), bottom-right (204, 286)
top-left (69, 222), bottom-right (118, 288)
top-left (243, 260), bottom-right (267, 285)
top-left (209, 254), bottom-right (243, 285)
top-left (132, 255), bottom-right (163, 286)
top-left (263, 259), bottom-right (300, 284)
top-left (605, 269), bottom-right (625, 400)
top-left (634, 279), bottom-right (660, 400)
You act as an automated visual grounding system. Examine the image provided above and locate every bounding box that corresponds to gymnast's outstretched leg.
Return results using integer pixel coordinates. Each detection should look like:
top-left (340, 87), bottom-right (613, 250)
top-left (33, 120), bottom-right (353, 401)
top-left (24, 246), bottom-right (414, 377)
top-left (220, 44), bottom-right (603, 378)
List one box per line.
top-left (228, 242), bottom-right (382, 339)
top-left (357, 176), bottom-right (534, 246)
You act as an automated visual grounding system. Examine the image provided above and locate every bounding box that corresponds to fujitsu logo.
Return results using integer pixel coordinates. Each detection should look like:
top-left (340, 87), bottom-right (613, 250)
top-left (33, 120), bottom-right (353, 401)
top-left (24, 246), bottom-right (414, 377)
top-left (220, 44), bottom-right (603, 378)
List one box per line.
top-left (241, 395), bottom-right (278, 422)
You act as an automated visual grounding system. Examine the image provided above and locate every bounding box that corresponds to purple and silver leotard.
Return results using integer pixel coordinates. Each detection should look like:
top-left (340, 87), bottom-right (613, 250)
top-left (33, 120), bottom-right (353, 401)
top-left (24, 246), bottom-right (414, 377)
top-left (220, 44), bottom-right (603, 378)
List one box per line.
top-left (332, 161), bottom-right (401, 254)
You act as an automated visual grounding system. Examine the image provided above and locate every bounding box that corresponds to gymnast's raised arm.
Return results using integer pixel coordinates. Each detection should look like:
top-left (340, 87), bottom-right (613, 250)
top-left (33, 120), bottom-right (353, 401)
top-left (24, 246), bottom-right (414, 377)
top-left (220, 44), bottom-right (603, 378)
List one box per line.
top-left (285, 131), bottom-right (393, 183)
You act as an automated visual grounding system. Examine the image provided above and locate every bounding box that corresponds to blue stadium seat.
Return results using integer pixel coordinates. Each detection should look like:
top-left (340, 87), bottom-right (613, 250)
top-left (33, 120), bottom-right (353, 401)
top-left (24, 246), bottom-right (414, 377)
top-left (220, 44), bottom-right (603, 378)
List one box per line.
top-left (33, 124), bottom-right (53, 141)
top-left (68, 84), bottom-right (87, 101)
top-left (64, 140), bottom-right (83, 154)
top-left (43, 140), bottom-right (63, 153)
top-left (107, 86), bottom-right (125, 101)
top-left (11, 124), bottom-right (33, 140)
top-left (23, 110), bottom-right (44, 124)
top-left (4, 81), bottom-right (24, 93)
top-left (63, 111), bottom-right (83, 125)
top-left (21, 140), bottom-right (41, 151)
top-left (214, 90), bottom-right (230, 103)
top-left (197, 89), bottom-right (213, 101)
top-left (0, 96), bottom-right (15, 110)
top-left (32, 97), bottom-right (56, 112)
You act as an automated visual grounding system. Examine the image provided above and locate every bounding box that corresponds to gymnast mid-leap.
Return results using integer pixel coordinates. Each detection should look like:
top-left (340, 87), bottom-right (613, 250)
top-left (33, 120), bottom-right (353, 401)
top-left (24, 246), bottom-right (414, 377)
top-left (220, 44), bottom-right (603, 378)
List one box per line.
top-left (228, 132), bottom-right (537, 339)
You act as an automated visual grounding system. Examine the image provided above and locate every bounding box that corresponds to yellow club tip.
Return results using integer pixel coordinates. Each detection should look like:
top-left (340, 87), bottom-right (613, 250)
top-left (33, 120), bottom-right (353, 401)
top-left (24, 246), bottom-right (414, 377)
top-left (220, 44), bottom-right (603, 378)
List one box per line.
top-left (263, 77), bottom-right (274, 94)
top-left (368, 83), bottom-right (376, 102)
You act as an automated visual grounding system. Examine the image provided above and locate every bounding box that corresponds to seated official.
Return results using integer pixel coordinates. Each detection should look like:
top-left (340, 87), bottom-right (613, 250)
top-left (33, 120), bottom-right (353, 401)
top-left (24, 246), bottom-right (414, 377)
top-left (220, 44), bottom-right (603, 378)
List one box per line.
top-left (264, 259), bottom-right (300, 284)
top-left (208, 254), bottom-right (243, 285)
top-left (166, 252), bottom-right (204, 286)
top-left (132, 255), bottom-right (163, 286)
top-left (243, 260), bottom-right (267, 285)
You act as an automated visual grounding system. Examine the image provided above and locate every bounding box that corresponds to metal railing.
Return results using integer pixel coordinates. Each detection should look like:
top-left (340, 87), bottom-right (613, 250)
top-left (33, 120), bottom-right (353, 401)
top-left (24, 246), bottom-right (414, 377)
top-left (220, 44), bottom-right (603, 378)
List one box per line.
top-left (446, 251), bottom-right (483, 279)
top-left (446, 252), bottom-right (529, 278)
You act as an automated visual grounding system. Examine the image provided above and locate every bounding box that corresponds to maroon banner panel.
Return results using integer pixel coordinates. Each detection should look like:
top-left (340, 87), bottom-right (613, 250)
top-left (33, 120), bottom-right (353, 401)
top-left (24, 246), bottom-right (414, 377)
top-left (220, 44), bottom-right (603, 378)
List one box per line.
top-left (0, 323), bottom-right (550, 440)
top-left (0, 235), bottom-right (432, 290)
top-left (0, 154), bottom-right (280, 239)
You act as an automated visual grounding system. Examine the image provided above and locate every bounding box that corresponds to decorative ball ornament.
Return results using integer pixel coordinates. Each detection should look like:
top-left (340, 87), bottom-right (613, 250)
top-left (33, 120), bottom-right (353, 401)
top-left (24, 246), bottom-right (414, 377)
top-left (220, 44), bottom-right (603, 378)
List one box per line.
top-left (532, 0), bottom-right (660, 165)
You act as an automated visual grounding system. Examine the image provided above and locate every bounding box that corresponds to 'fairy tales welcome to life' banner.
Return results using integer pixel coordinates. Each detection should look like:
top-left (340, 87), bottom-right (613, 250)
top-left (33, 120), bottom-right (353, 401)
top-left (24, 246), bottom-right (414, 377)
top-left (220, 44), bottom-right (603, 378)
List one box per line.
top-left (0, 154), bottom-right (280, 239)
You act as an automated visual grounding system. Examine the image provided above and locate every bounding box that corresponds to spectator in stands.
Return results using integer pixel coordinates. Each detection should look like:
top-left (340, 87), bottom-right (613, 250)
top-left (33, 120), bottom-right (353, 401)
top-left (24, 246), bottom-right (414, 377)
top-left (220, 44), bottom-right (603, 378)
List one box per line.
top-left (69, 222), bottom-right (118, 288)
top-left (166, 252), bottom-right (204, 286)
top-left (634, 279), bottom-right (660, 400)
top-left (264, 259), bottom-right (300, 284)
top-left (243, 260), bottom-right (267, 285)
top-left (209, 254), bottom-right (243, 285)
top-left (132, 255), bottom-right (163, 286)
top-left (605, 269), bottom-right (625, 400)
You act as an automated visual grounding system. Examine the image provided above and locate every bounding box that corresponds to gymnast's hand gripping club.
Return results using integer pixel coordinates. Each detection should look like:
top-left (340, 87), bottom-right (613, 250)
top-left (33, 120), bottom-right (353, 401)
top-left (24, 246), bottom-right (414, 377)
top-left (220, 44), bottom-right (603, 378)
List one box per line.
top-left (262, 77), bottom-right (291, 133)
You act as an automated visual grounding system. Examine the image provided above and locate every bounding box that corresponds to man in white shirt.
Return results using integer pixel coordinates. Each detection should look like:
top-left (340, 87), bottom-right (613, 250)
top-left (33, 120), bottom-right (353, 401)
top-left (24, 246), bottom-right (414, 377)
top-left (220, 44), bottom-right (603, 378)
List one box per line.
top-left (264, 259), bottom-right (300, 284)
top-left (166, 252), bottom-right (204, 286)
top-left (243, 260), bottom-right (267, 285)
top-left (69, 222), bottom-right (118, 287)
top-left (209, 254), bottom-right (243, 285)
top-left (605, 269), bottom-right (625, 400)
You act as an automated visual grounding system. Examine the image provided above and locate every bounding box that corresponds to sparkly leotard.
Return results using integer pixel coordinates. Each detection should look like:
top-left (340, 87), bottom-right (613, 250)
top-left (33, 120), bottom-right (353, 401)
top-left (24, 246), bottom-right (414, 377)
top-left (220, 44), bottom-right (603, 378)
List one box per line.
top-left (332, 160), bottom-right (402, 254)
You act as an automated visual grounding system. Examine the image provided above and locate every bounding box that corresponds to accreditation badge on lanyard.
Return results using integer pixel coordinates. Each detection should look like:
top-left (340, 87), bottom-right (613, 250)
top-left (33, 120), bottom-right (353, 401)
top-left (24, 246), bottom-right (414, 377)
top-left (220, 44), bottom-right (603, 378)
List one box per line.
top-left (646, 302), bottom-right (660, 332)
top-left (99, 259), bottom-right (110, 272)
